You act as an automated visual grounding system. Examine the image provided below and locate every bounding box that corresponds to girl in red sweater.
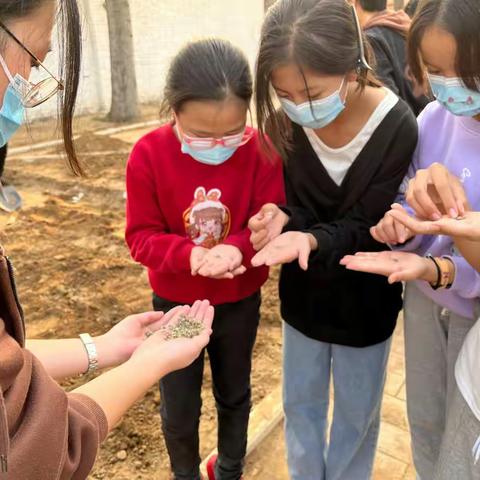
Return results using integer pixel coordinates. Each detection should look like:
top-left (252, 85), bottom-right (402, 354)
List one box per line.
top-left (125, 39), bottom-right (285, 480)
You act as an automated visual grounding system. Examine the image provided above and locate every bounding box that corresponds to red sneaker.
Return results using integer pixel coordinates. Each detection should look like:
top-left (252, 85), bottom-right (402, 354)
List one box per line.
top-left (206, 455), bottom-right (244, 480)
top-left (206, 455), bottom-right (217, 480)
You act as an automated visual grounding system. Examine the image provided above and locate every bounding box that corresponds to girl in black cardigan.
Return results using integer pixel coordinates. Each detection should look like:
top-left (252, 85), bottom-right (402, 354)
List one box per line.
top-left (249, 1), bottom-right (418, 479)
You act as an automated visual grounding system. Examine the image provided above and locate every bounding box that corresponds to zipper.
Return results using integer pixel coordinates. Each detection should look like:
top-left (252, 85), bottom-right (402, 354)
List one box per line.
top-left (0, 454), bottom-right (6, 473)
top-left (5, 256), bottom-right (25, 340)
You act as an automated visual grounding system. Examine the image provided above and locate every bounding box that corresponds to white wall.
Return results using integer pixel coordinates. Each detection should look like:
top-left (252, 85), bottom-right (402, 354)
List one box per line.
top-left (31, 0), bottom-right (265, 119)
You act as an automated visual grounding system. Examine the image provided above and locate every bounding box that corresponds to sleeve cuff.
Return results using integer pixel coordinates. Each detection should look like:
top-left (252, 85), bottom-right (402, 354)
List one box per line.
top-left (444, 256), bottom-right (480, 299)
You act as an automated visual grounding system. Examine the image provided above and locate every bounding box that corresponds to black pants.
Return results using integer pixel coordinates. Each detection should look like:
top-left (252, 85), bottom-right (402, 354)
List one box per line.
top-left (153, 292), bottom-right (261, 480)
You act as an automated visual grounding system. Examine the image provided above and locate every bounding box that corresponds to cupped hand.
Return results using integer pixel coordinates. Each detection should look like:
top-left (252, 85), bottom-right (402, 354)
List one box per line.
top-left (195, 244), bottom-right (246, 279)
top-left (99, 309), bottom-right (183, 366)
top-left (130, 300), bottom-right (214, 375)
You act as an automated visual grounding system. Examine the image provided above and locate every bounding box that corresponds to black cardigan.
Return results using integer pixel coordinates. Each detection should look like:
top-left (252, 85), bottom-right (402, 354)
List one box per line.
top-left (280, 98), bottom-right (418, 347)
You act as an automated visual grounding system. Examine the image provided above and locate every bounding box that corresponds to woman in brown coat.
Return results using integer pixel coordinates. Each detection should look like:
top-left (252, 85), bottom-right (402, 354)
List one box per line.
top-left (0, 1), bottom-right (214, 478)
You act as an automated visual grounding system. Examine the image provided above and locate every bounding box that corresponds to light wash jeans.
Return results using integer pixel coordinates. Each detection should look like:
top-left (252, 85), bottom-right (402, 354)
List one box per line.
top-left (283, 322), bottom-right (391, 480)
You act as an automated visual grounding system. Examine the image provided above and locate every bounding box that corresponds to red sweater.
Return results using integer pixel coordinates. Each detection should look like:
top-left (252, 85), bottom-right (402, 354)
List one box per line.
top-left (125, 124), bottom-right (285, 305)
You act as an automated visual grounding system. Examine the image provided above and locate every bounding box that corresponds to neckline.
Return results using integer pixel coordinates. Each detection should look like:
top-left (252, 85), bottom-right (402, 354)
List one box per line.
top-left (297, 91), bottom-right (400, 191)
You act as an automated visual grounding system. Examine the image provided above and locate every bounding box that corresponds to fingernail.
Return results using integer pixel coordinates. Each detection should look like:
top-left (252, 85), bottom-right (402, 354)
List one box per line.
top-left (449, 209), bottom-right (458, 219)
top-left (431, 213), bottom-right (441, 221)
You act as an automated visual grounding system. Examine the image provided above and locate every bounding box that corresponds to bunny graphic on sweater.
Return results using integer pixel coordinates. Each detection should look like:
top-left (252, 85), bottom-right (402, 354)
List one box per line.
top-left (183, 187), bottom-right (231, 249)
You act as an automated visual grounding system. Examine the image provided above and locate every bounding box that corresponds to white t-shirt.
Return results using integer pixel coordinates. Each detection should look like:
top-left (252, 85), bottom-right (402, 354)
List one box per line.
top-left (304, 88), bottom-right (399, 186)
top-left (455, 314), bottom-right (480, 421)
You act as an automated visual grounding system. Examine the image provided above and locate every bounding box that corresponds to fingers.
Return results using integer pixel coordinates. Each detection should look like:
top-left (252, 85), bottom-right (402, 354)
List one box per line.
top-left (250, 229), bottom-right (269, 251)
top-left (430, 163), bottom-right (466, 218)
top-left (231, 265), bottom-right (247, 276)
top-left (136, 311), bottom-right (165, 327)
top-left (406, 170), bottom-right (439, 220)
top-left (371, 214), bottom-right (404, 244)
top-left (298, 241), bottom-right (311, 271)
top-left (393, 219), bottom-right (409, 244)
top-left (189, 300), bottom-right (203, 318)
top-left (191, 299), bottom-right (210, 322)
top-left (248, 204), bottom-right (277, 233)
top-left (198, 261), bottom-right (230, 278)
top-left (159, 305), bottom-right (185, 324)
top-left (251, 249), bottom-right (267, 268)
top-left (370, 225), bottom-right (387, 244)
top-left (388, 209), bottom-right (440, 235)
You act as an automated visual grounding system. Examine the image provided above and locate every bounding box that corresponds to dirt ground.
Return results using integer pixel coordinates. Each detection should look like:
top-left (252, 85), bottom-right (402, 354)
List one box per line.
top-left (5, 109), bottom-right (283, 480)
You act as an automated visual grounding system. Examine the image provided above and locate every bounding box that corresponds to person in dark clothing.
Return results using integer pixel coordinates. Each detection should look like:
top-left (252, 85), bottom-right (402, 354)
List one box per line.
top-left (249, 1), bottom-right (418, 479)
top-left (353, 0), bottom-right (429, 115)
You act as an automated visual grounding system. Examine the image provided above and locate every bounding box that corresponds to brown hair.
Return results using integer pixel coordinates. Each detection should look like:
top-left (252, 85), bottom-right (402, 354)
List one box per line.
top-left (0, 0), bottom-right (83, 175)
top-left (408, 0), bottom-right (480, 92)
top-left (255, 0), bottom-right (378, 156)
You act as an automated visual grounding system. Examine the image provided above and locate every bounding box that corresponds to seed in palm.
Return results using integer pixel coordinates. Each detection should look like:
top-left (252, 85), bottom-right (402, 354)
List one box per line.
top-left (163, 314), bottom-right (205, 340)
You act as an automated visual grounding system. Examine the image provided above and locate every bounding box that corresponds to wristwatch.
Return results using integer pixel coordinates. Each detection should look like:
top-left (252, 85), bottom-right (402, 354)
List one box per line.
top-left (79, 333), bottom-right (98, 375)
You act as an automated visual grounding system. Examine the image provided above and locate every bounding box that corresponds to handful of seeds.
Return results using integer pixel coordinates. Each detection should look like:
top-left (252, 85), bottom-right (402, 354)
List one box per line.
top-left (163, 314), bottom-right (205, 340)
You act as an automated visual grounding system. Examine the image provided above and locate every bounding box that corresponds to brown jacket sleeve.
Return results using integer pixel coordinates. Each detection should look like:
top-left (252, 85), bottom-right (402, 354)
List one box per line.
top-left (2, 339), bottom-right (108, 480)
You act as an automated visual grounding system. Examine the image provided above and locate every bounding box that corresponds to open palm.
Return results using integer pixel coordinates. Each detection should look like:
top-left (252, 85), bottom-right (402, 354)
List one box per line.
top-left (340, 251), bottom-right (430, 284)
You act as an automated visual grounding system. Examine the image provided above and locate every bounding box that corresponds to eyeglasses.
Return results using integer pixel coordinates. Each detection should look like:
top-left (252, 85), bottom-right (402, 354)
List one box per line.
top-left (0, 21), bottom-right (64, 108)
top-left (177, 123), bottom-right (254, 151)
top-left (349, 3), bottom-right (372, 73)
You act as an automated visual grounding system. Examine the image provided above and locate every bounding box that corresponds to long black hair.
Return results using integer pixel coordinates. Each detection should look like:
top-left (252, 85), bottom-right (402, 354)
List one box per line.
top-left (0, 0), bottom-right (83, 175)
top-left (408, 0), bottom-right (480, 93)
top-left (161, 38), bottom-right (252, 117)
top-left (255, 0), bottom-right (378, 156)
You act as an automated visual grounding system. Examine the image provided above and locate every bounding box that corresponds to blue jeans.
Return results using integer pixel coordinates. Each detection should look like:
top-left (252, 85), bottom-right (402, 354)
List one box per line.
top-left (283, 322), bottom-right (391, 480)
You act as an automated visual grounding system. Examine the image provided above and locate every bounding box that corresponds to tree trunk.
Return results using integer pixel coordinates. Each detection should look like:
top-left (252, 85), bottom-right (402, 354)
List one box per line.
top-left (394, 0), bottom-right (405, 10)
top-left (105, 0), bottom-right (139, 122)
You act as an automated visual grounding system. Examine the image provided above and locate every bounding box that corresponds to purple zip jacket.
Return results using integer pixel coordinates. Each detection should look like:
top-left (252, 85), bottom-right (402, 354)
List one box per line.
top-left (395, 101), bottom-right (480, 319)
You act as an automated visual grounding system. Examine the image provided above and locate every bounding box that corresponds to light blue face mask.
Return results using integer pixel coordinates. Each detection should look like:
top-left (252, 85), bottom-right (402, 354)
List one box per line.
top-left (181, 142), bottom-right (237, 166)
top-left (427, 73), bottom-right (480, 117)
top-left (279, 78), bottom-right (347, 129)
top-left (0, 54), bottom-right (27, 147)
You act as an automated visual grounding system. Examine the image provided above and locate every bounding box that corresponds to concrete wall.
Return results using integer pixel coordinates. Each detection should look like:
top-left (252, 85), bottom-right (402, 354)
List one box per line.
top-left (31, 0), bottom-right (265, 119)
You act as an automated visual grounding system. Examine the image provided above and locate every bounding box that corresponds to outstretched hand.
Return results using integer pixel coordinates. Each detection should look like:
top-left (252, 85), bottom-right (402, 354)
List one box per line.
top-left (251, 231), bottom-right (317, 271)
top-left (340, 251), bottom-right (436, 284)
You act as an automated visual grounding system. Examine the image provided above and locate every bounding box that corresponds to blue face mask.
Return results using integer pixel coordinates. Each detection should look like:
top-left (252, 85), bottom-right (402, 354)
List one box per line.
top-left (181, 142), bottom-right (237, 166)
top-left (427, 73), bottom-right (480, 117)
top-left (0, 54), bottom-right (26, 147)
top-left (279, 78), bottom-right (347, 129)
